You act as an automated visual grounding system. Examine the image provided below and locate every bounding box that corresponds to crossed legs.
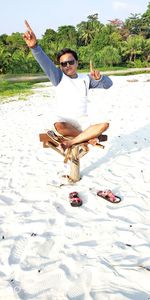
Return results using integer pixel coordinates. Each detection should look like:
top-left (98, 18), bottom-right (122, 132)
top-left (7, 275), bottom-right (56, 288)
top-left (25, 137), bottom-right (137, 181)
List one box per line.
top-left (54, 121), bottom-right (109, 149)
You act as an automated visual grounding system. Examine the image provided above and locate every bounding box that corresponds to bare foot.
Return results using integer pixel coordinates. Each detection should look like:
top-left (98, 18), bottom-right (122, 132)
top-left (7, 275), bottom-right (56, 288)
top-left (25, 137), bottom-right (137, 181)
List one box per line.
top-left (58, 140), bottom-right (72, 153)
top-left (88, 138), bottom-right (98, 146)
top-left (80, 143), bottom-right (89, 152)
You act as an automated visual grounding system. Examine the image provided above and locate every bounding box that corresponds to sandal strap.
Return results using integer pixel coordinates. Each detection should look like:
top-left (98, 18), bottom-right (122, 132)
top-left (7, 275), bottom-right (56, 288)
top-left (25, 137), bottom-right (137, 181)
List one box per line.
top-left (69, 192), bottom-right (78, 198)
top-left (97, 190), bottom-right (120, 202)
top-left (70, 197), bottom-right (82, 207)
top-left (70, 197), bottom-right (81, 202)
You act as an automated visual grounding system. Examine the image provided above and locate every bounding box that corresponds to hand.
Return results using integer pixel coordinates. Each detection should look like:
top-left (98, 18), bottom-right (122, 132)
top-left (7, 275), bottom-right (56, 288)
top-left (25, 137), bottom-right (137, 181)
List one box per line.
top-left (23, 20), bottom-right (37, 48)
top-left (90, 60), bottom-right (101, 80)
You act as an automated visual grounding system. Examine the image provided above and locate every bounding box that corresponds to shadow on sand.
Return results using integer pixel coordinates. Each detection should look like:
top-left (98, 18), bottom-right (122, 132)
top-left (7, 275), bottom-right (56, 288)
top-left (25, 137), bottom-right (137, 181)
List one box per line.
top-left (82, 123), bottom-right (150, 176)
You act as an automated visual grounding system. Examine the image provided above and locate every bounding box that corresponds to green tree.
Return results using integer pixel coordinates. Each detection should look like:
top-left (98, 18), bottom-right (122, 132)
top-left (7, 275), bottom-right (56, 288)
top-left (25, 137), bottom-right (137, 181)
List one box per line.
top-left (77, 45), bottom-right (92, 68)
top-left (142, 38), bottom-right (150, 62)
top-left (91, 24), bottom-right (116, 51)
top-left (57, 25), bottom-right (77, 49)
top-left (26, 52), bottom-right (42, 73)
top-left (141, 2), bottom-right (150, 38)
top-left (124, 13), bottom-right (143, 35)
top-left (0, 34), bottom-right (8, 45)
top-left (6, 32), bottom-right (26, 53)
top-left (77, 14), bottom-right (102, 46)
top-left (40, 28), bottom-right (58, 61)
top-left (99, 46), bottom-right (121, 66)
top-left (0, 42), bottom-right (12, 73)
top-left (121, 35), bottom-right (146, 62)
top-left (1, 6), bottom-right (150, 74)
top-left (9, 49), bottom-right (27, 73)
top-left (42, 28), bottom-right (57, 43)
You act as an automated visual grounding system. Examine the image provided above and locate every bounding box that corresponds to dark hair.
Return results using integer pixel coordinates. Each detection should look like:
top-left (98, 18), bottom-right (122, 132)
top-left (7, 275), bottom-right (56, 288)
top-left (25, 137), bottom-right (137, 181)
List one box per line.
top-left (57, 48), bottom-right (78, 62)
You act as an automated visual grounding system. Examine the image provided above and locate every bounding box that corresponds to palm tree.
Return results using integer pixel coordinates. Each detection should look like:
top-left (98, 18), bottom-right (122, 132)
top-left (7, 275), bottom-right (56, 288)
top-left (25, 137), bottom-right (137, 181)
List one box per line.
top-left (121, 35), bottom-right (146, 62)
top-left (77, 14), bottom-right (102, 46)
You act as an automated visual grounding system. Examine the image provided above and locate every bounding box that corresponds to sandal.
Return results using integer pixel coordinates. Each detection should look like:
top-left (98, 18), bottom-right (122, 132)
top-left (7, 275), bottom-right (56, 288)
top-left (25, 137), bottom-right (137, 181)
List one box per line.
top-left (97, 134), bottom-right (108, 142)
top-left (69, 192), bottom-right (83, 207)
top-left (46, 130), bottom-right (70, 147)
top-left (97, 190), bottom-right (121, 203)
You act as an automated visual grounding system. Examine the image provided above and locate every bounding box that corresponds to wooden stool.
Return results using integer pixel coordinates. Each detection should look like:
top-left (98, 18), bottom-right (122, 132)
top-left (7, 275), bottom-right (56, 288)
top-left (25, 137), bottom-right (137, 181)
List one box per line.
top-left (39, 133), bottom-right (105, 183)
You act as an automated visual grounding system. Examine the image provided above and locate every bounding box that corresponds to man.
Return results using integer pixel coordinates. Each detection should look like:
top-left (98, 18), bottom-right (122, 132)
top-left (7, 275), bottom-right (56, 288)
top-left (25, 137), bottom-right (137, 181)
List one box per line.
top-left (23, 20), bottom-right (113, 150)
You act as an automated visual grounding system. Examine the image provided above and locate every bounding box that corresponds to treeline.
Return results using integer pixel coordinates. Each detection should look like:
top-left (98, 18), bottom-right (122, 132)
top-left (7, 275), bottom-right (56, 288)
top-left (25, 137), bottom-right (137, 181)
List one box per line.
top-left (0, 2), bottom-right (150, 74)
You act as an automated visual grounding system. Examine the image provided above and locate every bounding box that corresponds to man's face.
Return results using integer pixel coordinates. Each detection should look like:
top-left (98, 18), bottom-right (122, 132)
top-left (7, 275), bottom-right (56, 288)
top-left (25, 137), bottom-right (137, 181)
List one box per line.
top-left (59, 53), bottom-right (78, 78)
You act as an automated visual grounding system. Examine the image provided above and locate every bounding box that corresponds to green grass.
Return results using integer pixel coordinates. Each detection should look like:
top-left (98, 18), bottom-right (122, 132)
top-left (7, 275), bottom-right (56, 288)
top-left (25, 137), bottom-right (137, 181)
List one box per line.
top-left (79, 65), bottom-right (128, 73)
top-left (0, 74), bottom-right (50, 103)
top-left (0, 80), bottom-right (35, 102)
top-left (0, 66), bottom-right (149, 103)
top-left (79, 65), bottom-right (150, 74)
top-left (0, 73), bottom-right (48, 83)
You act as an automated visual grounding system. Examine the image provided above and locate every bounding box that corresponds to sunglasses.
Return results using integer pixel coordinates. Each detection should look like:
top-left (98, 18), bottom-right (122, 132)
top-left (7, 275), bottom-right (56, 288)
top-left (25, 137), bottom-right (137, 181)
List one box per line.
top-left (60, 59), bottom-right (75, 67)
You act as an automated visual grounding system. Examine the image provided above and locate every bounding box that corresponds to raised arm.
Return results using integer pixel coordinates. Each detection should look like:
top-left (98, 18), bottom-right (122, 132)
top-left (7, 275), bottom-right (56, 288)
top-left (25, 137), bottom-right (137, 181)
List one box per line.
top-left (23, 20), bottom-right (62, 86)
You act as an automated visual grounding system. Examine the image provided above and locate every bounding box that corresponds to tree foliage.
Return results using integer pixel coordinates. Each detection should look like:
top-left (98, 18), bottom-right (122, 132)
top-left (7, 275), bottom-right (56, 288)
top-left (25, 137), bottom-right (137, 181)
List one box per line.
top-left (1, 3), bottom-right (150, 74)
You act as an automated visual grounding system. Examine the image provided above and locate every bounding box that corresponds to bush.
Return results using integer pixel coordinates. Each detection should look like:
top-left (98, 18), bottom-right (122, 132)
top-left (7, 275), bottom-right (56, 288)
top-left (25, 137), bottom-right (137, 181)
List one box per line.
top-left (99, 46), bottom-right (121, 66)
top-left (127, 59), bottom-right (150, 68)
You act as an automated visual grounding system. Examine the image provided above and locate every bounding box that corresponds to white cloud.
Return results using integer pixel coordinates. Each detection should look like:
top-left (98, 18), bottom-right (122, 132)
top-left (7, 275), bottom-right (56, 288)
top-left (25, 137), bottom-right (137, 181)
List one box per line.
top-left (112, 0), bottom-right (146, 18)
top-left (112, 0), bottom-right (129, 11)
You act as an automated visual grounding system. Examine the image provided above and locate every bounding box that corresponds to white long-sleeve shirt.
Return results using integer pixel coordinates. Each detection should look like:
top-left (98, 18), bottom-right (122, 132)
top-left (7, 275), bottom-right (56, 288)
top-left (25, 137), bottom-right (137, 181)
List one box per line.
top-left (31, 45), bottom-right (113, 120)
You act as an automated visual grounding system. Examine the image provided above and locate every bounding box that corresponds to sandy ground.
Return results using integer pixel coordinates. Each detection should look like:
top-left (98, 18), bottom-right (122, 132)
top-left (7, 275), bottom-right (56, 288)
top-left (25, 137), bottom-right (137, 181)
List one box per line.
top-left (0, 74), bottom-right (150, 300)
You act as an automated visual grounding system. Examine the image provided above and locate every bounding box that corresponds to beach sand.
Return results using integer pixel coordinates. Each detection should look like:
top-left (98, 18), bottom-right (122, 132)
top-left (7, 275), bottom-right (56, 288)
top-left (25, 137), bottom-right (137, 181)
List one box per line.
top-left (0, 74), bottom-right (150, 299)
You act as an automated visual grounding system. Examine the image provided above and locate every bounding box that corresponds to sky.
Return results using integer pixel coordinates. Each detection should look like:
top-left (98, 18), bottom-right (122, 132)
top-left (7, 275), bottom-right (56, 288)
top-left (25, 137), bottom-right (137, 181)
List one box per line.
top-left (0, 0), bottom-right (149, 38)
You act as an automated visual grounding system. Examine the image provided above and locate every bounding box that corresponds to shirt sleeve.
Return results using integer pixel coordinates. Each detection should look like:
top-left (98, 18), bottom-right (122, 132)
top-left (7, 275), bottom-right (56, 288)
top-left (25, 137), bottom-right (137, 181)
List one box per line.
top-left (31, 45), bottom-right (62, 86)
top-left (89, 74), bottom-right (113, 89)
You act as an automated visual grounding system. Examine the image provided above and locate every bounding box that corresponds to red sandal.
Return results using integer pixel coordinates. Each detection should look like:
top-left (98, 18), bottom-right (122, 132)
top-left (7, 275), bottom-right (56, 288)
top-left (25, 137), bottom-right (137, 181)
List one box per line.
top-left (69, 192), bottom-right (83, 207)
top-left (97, 190), bottom-right (121, 203)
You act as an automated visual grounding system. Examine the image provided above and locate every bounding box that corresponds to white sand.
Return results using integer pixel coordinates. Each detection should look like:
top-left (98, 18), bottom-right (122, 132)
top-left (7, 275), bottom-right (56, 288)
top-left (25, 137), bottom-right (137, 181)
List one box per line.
top-left (0, 74), bottom-right (150, 300)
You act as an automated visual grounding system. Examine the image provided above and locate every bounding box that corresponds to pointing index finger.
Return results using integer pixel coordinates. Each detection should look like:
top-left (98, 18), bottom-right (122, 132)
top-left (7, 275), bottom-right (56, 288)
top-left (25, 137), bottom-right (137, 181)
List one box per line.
top-left (24, 20), bottom-right (33, 32)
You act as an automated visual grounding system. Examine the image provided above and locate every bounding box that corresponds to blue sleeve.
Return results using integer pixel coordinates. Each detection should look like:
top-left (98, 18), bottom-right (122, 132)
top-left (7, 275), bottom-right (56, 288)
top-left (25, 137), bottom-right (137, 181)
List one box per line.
top-left (31, 45), bottom-right (62, 86)
top-left (89, 75), bottom-right (113, 89)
